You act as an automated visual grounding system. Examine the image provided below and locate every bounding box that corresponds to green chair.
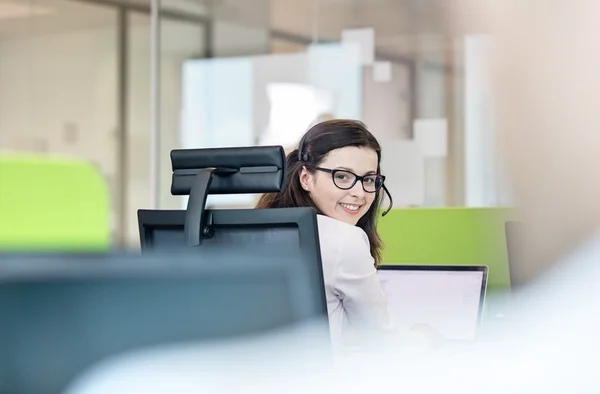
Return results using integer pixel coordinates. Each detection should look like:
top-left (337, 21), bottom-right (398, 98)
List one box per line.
top-left (378, 208), bottom-right (520, 292)
top-left (0, 153), bottom-right (110, 252)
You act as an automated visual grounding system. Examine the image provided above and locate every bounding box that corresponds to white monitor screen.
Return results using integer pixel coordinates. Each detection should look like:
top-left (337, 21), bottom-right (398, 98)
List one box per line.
top-left (378, 268), bottom-right (485, 340)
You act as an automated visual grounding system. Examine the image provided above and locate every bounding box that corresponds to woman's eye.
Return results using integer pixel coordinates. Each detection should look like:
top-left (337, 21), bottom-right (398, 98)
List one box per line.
top-left (335, 174), bottom-right (349, 180)
top-left (364, 177), bottom-right (375, 184)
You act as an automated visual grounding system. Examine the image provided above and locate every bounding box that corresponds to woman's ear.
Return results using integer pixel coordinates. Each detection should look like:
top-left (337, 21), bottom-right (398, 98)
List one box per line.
top-left (299, 166), bottom-right (312, 192)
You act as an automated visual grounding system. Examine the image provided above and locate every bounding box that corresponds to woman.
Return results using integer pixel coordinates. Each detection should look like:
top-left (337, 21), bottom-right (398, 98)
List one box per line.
top-left (256, 119), bottom-right (392, 351)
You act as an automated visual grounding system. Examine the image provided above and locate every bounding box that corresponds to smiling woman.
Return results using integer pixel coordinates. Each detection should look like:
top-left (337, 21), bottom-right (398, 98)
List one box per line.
top-left (256, 119), bottom-right (391, 353)
top-left (256, 119), bottom-right (389, 262)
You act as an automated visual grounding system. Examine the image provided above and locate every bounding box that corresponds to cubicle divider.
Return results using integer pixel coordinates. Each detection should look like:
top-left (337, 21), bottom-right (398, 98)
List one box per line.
top-left (0, 154), bottom-right (110, 252)
top-left (377, 208), bottom-right (519, 292)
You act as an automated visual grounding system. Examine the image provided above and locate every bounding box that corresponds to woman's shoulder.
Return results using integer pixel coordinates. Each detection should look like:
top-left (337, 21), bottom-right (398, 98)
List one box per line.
top-left (316, 215), bottom-right (376, 280)
top-left (316, 215), bottom-right (370, 247)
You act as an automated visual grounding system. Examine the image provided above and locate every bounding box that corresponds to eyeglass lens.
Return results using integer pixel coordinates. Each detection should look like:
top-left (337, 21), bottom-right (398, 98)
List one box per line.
top-left (332, 170), bottom-right (383, 192)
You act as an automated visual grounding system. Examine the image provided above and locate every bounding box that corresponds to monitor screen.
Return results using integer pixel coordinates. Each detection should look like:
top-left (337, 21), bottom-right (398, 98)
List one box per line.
top-left (378, 266), bottom-right (487, 340)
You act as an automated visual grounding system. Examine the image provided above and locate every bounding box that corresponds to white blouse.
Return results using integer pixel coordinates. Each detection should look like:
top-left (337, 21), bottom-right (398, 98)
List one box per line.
top-left (316, 214), bottom-right (390, 352)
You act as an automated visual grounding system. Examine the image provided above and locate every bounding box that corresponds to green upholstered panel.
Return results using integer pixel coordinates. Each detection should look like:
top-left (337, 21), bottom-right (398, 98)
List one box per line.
top-left (0, 153), bottom-right (110, 251)
top-left (377, 208), bottom-right (519, 292)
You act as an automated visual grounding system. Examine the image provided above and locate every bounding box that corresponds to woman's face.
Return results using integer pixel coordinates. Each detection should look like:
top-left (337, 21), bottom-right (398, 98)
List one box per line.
top-left (300, 146), bottom-right (379, 226)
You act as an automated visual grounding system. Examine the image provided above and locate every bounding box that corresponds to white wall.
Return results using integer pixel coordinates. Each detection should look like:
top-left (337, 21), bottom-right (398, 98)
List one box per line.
top-left (0, 28), bottom-right (118, 167)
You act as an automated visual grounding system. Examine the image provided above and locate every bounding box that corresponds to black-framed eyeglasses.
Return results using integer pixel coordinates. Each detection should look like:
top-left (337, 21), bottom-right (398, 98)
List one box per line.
top-left (315, 167), bottom-right (385, 193)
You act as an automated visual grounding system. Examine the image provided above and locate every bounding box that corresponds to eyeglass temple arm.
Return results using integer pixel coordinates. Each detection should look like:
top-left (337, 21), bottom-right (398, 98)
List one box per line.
top-left (382, 184), bottom-right (393, 217)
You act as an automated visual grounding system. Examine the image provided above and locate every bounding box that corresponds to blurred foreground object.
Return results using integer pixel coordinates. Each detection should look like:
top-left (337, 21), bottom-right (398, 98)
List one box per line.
top-left (0, 154), bottom-right (109, 251)
top-left (0, 252), bottom-right (329, 394)
top-left (457, 0), bottom-right (600, 282)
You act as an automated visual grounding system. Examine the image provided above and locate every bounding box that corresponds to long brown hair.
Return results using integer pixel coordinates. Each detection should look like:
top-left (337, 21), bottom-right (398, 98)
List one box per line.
top-left (256, 119), bottom-right (385, 266)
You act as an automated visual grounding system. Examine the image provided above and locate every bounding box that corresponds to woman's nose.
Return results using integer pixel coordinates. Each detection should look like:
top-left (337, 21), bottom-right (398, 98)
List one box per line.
top-left (349, 181), bottom-right (365, 198)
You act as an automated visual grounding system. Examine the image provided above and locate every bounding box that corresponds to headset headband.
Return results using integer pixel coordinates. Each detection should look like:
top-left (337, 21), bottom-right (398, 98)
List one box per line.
top-left (297, 132), bottom-right (309, 162)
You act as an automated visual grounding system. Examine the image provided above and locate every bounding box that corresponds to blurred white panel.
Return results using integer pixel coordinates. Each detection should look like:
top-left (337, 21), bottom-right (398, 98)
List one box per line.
top-left (464, 35), bottom-right (509, 207)
top-left (252, 52), bottom-right (307, 144)
top-left (414, 118), bottom-right (448, 158)
top-left (260, 83), bottom-right (333, 147)
top-left (181, 57), bottom-right (255, 208)
top-left (373, 61), bottom-right (392, 82)
top-left (341, 27), bottom-right (375, 66)
top-left (362, 63), bottom-right (411, 140)
top-left (307, 43), bottom-right (362, 119)
top-left (181, 57), bottom-right (254, 149)
top-left (380, 140), bottom-right (424, 207)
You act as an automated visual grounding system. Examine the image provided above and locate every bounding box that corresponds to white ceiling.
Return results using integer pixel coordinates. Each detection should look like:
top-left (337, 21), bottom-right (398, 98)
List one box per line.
top-left (0, 0), bottom-right (468, 60)
top-left (209, 0), bottom-right (457, 59)
top-left (0, 0), bottom-right (110, 39)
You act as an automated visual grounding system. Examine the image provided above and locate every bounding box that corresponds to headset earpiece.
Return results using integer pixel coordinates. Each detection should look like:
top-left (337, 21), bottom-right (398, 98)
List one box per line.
top-left (298, 133), bottom-right (309, 162)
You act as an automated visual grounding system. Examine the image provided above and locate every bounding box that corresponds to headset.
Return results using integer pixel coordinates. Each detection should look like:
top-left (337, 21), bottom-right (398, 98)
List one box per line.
top-left (297, 131), bottom-right (311, 163)
top-left (298, 133), bottom-right (394, 217)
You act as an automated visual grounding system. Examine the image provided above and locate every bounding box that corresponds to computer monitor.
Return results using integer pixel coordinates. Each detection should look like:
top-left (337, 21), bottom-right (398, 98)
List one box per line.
top-left (0, 252), bottom-right (328, 394)
top-left (138, 207), bottom-right (321, 263)
top-left (377, 265), bottom-right (488, 340)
